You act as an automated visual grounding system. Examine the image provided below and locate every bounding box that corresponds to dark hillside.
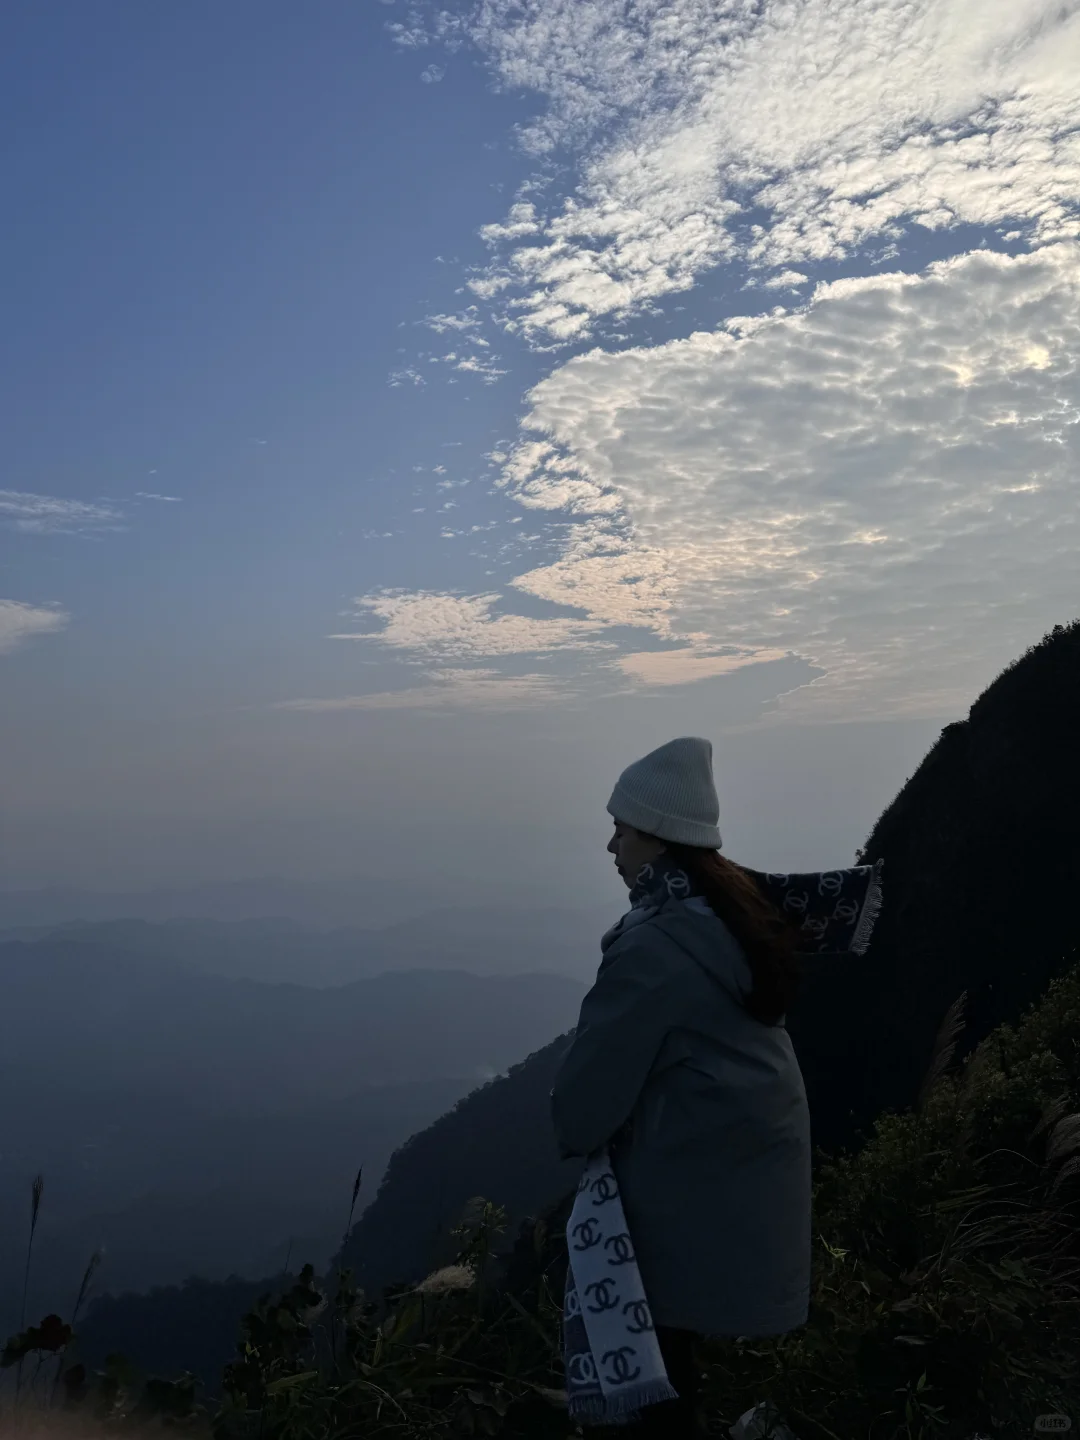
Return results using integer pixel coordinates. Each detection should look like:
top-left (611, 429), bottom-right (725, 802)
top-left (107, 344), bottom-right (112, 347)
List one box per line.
top-left (339, 1035), bottom-right (580, 1297)
top-left (73, 1275), bottom-right (277, 1393)
top-left (802, 619), bottom-right (1080, 1151)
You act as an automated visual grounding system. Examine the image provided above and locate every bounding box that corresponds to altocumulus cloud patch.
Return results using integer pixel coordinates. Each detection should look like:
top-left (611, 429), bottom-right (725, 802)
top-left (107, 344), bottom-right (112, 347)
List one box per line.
top-left (497, 244), bottom-right (1080, 719)
top-left (0, 600), bottom-right (69, 655)
top-left (462, 0), bottom-right (1080, 340)
top-left (0, 490), bottom-right (121, 536)
top-left (335, 0), bottom-right (1080, 717)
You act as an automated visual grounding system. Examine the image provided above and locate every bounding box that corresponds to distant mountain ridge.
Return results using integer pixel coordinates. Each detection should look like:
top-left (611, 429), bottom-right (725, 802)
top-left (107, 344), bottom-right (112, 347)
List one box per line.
top-left (0, 876), bottom-right (613, 941)
top-left (0, 940), bottom-right (585, 1106)
top-left (0, 905), bottom-right (612, 984)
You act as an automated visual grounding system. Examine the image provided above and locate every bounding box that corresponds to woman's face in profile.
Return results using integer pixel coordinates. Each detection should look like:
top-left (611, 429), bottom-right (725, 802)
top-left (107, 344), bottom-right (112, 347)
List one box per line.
top-left (607, 821), bottom-right (665, 889)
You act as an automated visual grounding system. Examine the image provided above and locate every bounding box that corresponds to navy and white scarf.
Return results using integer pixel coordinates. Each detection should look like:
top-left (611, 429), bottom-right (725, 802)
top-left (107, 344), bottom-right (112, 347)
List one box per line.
top-left (746, 861), bottom-right (883, 956)
top-left (564, 855), bottom-right (884, 1424)
top-left (608, 856), bottom-right (883, 957)
top-left (563, 1157), bottom-right (679, 1425)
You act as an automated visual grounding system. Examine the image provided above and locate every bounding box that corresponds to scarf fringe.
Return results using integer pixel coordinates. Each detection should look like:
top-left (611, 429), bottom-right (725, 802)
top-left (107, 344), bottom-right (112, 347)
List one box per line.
top-left (568, 1379), bottom-right (681, 1423)
top-left (850, 857), bottom-right (884, 956)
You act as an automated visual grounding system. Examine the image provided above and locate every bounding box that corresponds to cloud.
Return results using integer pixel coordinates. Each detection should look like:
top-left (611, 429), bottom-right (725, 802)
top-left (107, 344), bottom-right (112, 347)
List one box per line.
top-left (509, 520), bottom-right (675, 632)
top-left (496, 243), bottom-right (1080, 719)
top-left (0, 600), bottom-right (68, 654)
top-left (349, 3), bottom-right (1077, 723)
top-left (617, 649), bottom-right (791, 687)
top-left (276, 669), bottom-right (561, 711)
top-left (454, 354), bottom-right (508, 382)
top-left (460, 0), bottom-right (1080, 339)
top-left (388, 366), bottom-right (426, 387)
top-left (0, 490), bottom-right (121, 535)
top-left (468, 274), bottom-right (513, 300)
top-left (761, 270), bottom-right (810, 290)
top-left (136, 492), bottom-right (182, 502)
top-left (331, 589), bottom-right (609, 659)
top-left (386, 7), bottom-right (464, 50)
top-left (479, 202), bottom-right (541, 245)
top-left (424, 308), bottom-right (484, 334)
top-left (420, 63), bottom-right (446, 83)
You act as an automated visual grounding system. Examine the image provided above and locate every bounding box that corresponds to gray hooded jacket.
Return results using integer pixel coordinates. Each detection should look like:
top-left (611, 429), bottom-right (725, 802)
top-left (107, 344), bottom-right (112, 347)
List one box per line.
top-left (551, 895), bottom-right (812, 1338)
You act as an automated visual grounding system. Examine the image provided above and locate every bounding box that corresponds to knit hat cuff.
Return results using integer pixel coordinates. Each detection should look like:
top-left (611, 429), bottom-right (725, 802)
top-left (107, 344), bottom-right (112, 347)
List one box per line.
top-left (607, 786), bottom-right (723, 850)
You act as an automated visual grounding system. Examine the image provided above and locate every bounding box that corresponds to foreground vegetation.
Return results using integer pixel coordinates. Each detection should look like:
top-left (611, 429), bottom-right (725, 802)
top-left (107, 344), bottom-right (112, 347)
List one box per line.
top-left (5, 957), bottom-right (1080, 1438)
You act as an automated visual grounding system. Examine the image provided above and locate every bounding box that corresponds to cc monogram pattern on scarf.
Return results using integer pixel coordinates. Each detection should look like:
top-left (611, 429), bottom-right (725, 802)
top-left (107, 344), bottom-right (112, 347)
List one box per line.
top-left (622, 857), bottom-right (883, 957)
top-left (753, 862), bottom-right (883, 954)
top-left (563, 1150), bottom-right (679, 1425)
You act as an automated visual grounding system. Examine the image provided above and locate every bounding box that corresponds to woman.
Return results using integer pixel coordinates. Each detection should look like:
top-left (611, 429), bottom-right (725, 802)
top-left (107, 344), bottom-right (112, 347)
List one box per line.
top-left (552, 737), bottom-right (880, 1435)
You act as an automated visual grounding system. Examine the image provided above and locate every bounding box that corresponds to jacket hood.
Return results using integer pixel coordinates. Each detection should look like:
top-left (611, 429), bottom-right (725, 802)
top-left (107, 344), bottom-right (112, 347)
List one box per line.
top-left (608, 893), bottom-right (754, 1008)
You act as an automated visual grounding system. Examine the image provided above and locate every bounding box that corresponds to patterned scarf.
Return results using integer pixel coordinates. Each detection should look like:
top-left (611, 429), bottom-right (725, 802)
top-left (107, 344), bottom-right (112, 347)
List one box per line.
top-left (565, 853), bottom-right (884, 1424)
top-left (745, 860), bottom-right (883, 955)
top-left (605, 855), bottom-right (884, 957)
top-left (563, 1155), bottom-right (679, 1425)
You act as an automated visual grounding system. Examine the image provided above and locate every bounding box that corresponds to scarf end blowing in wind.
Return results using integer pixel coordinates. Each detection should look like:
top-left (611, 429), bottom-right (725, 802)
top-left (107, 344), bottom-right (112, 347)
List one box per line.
top-left (563, 1154), bottom-right (679, 1427)
top-left (742, 856), bottom-right (885, 957)
top-left (849, 857), bottom-right (884, 956)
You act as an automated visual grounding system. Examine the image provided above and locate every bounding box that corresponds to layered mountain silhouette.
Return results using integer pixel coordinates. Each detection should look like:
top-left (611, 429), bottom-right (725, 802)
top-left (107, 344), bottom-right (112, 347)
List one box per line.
top-left (0, 905), bottom-right (611, 985)
top-left (0, 946), bottom-right (584, 1106)
top-left (0, 955), bottom-right (584, 1334)
top-left (339, 620), bottom-right (1080, 1297)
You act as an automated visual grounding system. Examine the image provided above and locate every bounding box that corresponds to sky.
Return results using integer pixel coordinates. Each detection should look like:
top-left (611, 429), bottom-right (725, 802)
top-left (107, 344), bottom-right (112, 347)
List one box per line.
top-left (1, 0), bottom-right (1077, 912)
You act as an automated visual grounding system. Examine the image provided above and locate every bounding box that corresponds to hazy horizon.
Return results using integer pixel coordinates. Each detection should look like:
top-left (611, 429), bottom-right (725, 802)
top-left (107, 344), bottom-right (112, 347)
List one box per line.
top-left (2, 711), bottom-right (946, 908)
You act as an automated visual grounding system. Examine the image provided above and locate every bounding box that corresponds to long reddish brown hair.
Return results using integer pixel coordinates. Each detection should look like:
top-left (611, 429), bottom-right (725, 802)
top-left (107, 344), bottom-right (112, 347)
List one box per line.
top-left (662, 842), bottom-right (801, 1025)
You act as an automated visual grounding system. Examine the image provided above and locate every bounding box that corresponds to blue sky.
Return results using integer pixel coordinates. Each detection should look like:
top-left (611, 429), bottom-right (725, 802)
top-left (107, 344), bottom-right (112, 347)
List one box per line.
top-left (2, 0), bottom-right (1077, 905)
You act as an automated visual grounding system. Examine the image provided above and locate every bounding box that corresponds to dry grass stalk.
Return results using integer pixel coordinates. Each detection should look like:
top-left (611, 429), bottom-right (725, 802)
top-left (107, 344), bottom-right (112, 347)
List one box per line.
top-left (918, 991), bottom-right (968, 1112)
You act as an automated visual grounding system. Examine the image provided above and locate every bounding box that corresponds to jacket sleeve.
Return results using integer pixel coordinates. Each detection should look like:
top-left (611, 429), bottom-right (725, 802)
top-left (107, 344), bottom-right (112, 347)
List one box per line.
top-left (551, 932), bottom-right (680, 1159)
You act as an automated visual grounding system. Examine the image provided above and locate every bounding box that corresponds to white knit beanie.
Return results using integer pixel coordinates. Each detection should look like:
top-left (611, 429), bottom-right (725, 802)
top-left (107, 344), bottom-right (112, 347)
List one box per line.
top-left (606, 736), bottom-right (723, 849)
